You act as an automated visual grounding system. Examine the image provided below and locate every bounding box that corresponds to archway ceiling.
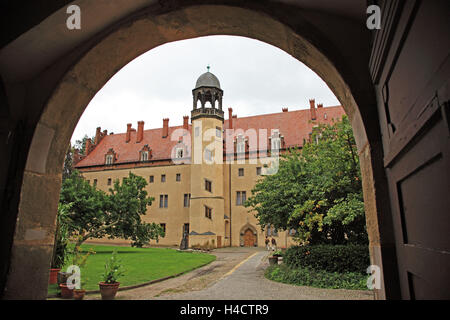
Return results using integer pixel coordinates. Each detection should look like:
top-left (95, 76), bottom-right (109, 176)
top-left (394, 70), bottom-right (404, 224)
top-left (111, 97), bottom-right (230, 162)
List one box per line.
top-left (0, 0), bottom-right (367, 83)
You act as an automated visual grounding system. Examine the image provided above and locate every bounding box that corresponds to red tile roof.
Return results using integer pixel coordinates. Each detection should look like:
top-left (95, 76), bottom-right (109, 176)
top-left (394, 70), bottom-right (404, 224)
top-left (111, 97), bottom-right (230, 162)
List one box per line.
top-left (75, 105), bottom-right (345, 168)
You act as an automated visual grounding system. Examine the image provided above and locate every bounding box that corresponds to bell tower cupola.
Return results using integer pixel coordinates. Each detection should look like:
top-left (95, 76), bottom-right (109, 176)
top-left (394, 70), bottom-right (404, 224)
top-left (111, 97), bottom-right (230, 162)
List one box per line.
top-left (191, 66), bottom-right (224, 121)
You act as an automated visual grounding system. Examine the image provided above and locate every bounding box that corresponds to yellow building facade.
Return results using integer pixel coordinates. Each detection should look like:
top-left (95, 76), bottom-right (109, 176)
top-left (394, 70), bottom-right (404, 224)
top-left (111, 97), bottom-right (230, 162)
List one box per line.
top-left (75, 70), bottom-right (345, 249)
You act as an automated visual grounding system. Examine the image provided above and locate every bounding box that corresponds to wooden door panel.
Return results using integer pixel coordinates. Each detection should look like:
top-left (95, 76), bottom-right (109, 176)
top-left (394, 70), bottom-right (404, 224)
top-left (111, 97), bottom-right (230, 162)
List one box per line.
top-left (371, 0), bottom-right (450, 299)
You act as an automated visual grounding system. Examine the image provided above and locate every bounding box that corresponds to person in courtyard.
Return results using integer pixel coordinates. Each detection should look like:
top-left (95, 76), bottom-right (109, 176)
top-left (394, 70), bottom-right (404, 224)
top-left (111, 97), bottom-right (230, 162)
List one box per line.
top-left (271, 238), bottom-right (277, 251)
top-left (265, 237), bottom-right (270, 250)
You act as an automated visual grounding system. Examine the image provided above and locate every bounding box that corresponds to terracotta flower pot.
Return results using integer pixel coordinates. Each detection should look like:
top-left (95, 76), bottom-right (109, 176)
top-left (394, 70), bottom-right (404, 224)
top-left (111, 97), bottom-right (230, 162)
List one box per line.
top-left (49, 268), bottom-right (60, 284)
top-left (57, 271), bottom-right (70, 286)
top-left (268, 256), bottom-right (278, 266)
top-left (99, 282), bottom-right (120, 300)
top-left (73, 289), bottom-right (86, 300)
top-left (59, 283), bottom-right (74, 299)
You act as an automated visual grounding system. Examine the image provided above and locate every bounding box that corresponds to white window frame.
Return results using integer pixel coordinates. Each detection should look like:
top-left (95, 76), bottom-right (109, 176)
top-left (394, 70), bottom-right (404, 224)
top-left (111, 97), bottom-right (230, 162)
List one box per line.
top-left (105, 154), bottom-right (113, 165)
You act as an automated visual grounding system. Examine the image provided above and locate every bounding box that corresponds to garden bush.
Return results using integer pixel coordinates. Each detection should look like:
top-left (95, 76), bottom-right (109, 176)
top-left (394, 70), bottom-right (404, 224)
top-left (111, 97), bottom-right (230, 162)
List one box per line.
top-left (265, 264), bottom-right (368, 290)
top-left (283, 244), bottom-right (370, 274)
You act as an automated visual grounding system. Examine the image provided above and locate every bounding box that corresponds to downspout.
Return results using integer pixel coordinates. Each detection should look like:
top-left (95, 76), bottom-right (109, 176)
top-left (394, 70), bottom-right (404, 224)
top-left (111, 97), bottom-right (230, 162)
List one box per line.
top-left (229, 162), bottom-right (232, 247)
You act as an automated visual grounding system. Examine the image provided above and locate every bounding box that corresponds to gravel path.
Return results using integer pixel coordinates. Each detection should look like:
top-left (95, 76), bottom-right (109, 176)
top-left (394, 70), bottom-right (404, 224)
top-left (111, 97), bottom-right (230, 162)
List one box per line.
top-left (155, 250), bottom-right (374, 300)
top-left (81, 247), bottom-right (374, 300)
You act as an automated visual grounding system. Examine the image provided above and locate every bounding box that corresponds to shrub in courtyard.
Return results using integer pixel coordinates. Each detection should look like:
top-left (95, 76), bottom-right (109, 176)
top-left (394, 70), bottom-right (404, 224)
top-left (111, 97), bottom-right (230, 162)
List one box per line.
top-left (265, 264), bottom-right (368, 290)
top-left (283, 244), bottom-right (370, 274)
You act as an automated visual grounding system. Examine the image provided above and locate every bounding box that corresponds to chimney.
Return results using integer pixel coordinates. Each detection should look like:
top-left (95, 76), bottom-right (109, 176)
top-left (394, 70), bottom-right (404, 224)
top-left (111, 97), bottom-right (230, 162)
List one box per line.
top-left (183, 116), bottom-right (189, 131)
top-left (317, 103), bottom-right (323, 109)
top-left (163, 118), bottom-right (169, 138)
top-left (228, 108), bottom-right (233, 129)
top-left (95, 127), bottom-right (101, 144)
top-left (85, 138), bottom-right (92, 156)
top-left (126, 123), bottom-right (132, 143)
top-left (309, 99), bottom-right (317, 120)
top-left (137, 121), bottom-right (144, 143)
top-left (282, 107), bottom-right (288, 112)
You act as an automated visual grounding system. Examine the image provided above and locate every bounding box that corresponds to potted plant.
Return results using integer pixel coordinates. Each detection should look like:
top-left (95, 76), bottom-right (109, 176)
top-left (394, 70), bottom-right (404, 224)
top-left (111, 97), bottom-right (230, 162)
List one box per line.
top-left (98, 249), bottom-right (125, 300)
top-left (268, 255), bottom-right (278, 265)
top-left (70, 244), bottom-right (95, 300)
top-left (73, 277), bottom-right (88, 300)
top-left (272, 250), bottom-right (283, 258)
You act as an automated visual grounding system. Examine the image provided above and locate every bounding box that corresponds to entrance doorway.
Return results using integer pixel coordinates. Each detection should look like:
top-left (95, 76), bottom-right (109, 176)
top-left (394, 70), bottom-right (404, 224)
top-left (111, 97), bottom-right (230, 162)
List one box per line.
top-left (243, 229), bottom-right (256, 247)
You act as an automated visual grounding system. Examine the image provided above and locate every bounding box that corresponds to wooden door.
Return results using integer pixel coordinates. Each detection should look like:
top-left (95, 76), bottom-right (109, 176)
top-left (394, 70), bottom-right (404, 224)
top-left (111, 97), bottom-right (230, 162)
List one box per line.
top-left (371, 0), bottom-right (450, 299)
top-left (243, 229), bottom-right (255, 247)
top-left (217, 236), bottom-right (222, 248)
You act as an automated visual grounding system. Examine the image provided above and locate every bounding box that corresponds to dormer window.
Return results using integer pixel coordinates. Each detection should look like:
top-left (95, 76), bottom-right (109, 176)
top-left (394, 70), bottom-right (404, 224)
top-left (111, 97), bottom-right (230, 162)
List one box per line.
top-left (141, 151), bottom-right (149, 161)
top-left (176, 148), bottom-right (184, 159)
top-left (140, 144), bottom-right (152, 162)
top-left (270, 130), bottom-right (281, 151)
top-left (105, 154), bottom-right (113, 165)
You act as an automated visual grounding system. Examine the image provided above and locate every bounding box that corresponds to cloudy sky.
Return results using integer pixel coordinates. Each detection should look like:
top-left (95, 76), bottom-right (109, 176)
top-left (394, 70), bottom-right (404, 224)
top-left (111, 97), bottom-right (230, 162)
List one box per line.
top-left (71, 35), bottom-right (340, 144)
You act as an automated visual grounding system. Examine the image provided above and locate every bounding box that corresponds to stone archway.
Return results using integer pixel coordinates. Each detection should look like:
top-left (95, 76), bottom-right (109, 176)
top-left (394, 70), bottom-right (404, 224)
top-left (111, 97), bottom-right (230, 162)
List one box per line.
top-left (2, 3), bottom-right (395, 299)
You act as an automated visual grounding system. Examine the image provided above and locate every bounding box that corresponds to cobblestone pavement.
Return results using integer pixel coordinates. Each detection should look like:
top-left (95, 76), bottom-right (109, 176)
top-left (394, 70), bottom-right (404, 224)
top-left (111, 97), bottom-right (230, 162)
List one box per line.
top-left (82, 246), bottom-right (373, 300)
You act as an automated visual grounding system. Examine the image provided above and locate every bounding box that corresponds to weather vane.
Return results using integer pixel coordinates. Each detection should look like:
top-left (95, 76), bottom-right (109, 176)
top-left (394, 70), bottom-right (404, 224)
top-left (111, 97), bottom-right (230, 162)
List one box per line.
top-left (207, 64), bottom-right (210, 72)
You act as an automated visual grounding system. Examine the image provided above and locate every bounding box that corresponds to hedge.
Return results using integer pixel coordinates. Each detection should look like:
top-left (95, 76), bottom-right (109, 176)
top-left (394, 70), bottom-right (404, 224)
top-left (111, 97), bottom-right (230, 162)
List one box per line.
top-left (283, 244), bottom-right (370, 274)
top-left (265, 264), bottom-right (369, 290)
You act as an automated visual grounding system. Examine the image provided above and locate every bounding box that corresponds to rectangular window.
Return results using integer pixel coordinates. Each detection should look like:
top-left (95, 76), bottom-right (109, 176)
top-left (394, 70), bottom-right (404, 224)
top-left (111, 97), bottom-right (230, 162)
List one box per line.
top-left (216, 126), bottom-right (221, 138)
top-left (161, 174), bottom-right (166, 182)
top-left (205, 179), bottom-right (212, 192)
top-left (183, 223), bottom-right (190, 235)
top-left (93, 179), bottom-right (97, 187)
top-left (149, 175), bottom-right (154, 183)
top-left (176, 173), bottom-right (181, 182)
top-left (267, 225), bottom-right (278, 237)
top-left (266, 224), bottom-right (278, 236)
top-left (236, 191), bottom-right (246, 206)
top-left (238, 168), bottom-right (244, 176)
top-left (195, 126), bottom-right (200, 137)
top-left (205, 206), bottom-right (212, 219)
top-left (160, 223), bottom-right (166, 234)
top-left (256, 167), bottom-right (262, 175)
top-left (107, 178), bottom-right (112, 186)
top-left (184, 193), bottom-right (191, 207)
top-left (205, 149), bottom-right (212, 162)
top-left (159, 194), bottom-right (168, 208)
top-left (141, 151), bottom-right (149, 161)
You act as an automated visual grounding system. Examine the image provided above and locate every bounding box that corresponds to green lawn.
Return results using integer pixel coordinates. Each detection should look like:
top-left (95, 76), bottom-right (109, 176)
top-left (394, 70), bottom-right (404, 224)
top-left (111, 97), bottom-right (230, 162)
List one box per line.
top-left (48, 244), bottom-right (216, 296)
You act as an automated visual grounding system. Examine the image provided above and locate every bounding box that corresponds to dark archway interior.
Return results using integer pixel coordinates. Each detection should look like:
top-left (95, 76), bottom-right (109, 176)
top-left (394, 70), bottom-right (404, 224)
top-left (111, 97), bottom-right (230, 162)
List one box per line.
top-left (0, 0), bottom-right (448, 300)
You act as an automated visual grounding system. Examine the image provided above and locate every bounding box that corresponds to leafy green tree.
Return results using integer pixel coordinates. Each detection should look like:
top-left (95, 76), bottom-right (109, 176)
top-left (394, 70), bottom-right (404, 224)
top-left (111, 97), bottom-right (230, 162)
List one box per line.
top-left (73, 135), bottom-right (94, 156)
top-left (62, 144), bottom-right (74, 182)
top-left (245, 115), bottom-right (367, 245)
top-left (60, 170), bottom-right (165, 247)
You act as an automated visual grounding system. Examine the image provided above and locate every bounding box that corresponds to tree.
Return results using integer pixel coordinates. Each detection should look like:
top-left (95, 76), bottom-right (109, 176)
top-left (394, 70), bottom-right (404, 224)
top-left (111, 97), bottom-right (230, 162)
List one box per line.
top-left (245, 115), bottom-right (367, 245)
top-left (73, 135), bottom-right (94, 156)
top-left (62, 143), bottom-right (74, 182)
top-left (59, 170), bottom-right (165, 247)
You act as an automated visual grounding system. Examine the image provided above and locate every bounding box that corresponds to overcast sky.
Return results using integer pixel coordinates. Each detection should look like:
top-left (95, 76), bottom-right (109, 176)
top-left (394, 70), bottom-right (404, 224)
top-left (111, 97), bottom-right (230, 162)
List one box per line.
top-left (71, 35), bottom-right (340, 144)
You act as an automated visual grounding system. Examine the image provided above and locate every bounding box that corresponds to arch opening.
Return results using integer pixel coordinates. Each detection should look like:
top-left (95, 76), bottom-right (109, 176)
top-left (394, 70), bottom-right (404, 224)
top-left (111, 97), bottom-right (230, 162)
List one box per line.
top-left (5, 4), bottom-right (387, 299)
